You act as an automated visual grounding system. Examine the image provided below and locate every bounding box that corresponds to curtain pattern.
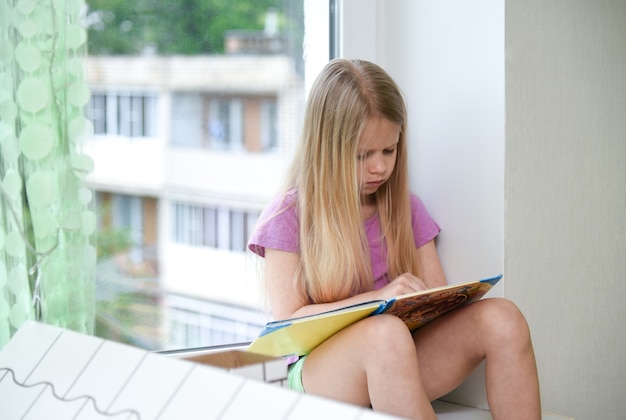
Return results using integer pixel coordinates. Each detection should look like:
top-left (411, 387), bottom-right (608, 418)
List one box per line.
top-left (0, 0), bottom-right (96, 349)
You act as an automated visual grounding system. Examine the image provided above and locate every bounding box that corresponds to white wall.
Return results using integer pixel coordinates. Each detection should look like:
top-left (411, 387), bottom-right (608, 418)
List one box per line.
top-left (341, 0), bottom-right (626, 418)
top-left (342, 0), bottom-right (506, 288)
top-left (505, 1), bottom-right (626, 418)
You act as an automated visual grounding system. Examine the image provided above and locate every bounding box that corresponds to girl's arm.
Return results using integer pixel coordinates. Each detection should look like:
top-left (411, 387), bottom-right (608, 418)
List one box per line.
top-left (265, 239), bottom-right (447, 320)
top-left (264, 248), bottom-right (376, 320)
top-left (418, 240), bottom-right (447, 289)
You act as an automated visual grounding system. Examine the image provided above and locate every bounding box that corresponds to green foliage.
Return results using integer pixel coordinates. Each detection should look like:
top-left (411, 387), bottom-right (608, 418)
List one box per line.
top-left (96, 227), bottom-right (133, 259)
top-left (85, 0), bottom-right (146, 54)
top-left (85, 0), bottom-right (282, 55)
top-left (96, 290), bottom-right (161, 350)
top-left (94, 201), bottom-right (134, 258)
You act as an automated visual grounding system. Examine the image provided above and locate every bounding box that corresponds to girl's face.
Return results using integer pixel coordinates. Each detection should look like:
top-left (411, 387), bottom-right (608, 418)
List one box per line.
top-left (357, 116), bottom-right (400, 200)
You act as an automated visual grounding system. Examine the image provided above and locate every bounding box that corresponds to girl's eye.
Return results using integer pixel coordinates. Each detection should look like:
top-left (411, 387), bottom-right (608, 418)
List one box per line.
top-left (383, 148), bottom-right (396, 155)
top-left (357, 151), bottom-right (370, 160)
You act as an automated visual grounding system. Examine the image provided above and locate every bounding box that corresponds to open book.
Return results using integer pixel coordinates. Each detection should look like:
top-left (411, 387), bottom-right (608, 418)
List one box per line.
top-left (247, 274), bottom-right (502, 357)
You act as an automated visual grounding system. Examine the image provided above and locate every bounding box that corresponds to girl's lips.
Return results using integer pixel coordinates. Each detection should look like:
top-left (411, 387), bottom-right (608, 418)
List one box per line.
top-left (362, 181), bottom-right (384, 193)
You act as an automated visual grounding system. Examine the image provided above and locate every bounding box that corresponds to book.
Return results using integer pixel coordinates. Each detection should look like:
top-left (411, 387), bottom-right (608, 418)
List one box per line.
top-left (247, 274), bottom-right (502, 357)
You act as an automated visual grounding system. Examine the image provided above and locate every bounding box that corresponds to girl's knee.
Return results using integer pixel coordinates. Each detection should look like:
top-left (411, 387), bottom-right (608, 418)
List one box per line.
top-left (363, 313), bottom-right (410, 335)
top-left (478, 298), bottom-right (532, 343)
top-left (359, 314), bottom-right (415, 352)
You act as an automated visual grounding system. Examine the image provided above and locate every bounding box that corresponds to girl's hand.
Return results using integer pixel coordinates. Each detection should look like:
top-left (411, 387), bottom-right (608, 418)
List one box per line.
top-left (377, 272), bottom-right (429, 299)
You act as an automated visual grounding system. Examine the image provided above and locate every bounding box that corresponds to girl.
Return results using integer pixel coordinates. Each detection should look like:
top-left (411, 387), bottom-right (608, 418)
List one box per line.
top-left (248, 58), bottom-right (540, 420)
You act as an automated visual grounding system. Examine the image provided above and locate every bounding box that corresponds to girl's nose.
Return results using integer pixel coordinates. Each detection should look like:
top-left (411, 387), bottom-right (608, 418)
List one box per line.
top-left (369, 156), bottom-right (386, 173)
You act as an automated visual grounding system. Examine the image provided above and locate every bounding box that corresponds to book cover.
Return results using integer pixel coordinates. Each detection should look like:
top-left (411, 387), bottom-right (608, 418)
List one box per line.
top-left (247, 302), bottom-right (383, 358)
top-left (380, 274), bottom-right (502, 331)
top-left (247, 274), bottom-right (502, 357)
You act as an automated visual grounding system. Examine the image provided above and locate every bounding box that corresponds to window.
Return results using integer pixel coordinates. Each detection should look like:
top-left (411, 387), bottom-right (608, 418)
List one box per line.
top-left (170, 92), bottom-right (278, 152)
top-left (87, 91), bottom-right (157, 138)
top-left (208, 97), bottom-right (243, 150)
top-left (172, 203), bottom-right (259, 253)
top-left (260, 98), bottom-right (278, 150)
top-left (84, 0), bottom-right (323, 351)
top-left (96, 192), bottom-right (156, 263)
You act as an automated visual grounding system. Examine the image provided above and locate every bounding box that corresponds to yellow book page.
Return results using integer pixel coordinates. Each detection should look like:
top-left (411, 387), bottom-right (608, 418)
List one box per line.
top-left (247, 303), bottom-right (382, 357)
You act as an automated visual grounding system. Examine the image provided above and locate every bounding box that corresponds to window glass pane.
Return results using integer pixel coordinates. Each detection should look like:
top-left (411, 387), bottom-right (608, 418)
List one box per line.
top-left (130, 96), bottom-right (144, 137)
top-left (204, 207), bottom-right (217, 248)
top-left (117, 94), bottom-right (131, 137)
top-left (209, 97), bottom-right (229, 149)
top-left (229, 99), bottom-right (244, 150)
top-left (216, 208), bottom-right (231, 251)
top-left (144, 95), bottom-right (157, 137)
top-left (106, 92), bottom-right (118, 135)
top-left (171, 92), bottom-right (203, 147)
top-left (230, 210), bottom-right (245, 252)
top-left (87, 94), bottom-right (106, 134)
top-left (86, 0), bottom-right (308, 350)
top-left (261, 98), bottom-right (278, 150)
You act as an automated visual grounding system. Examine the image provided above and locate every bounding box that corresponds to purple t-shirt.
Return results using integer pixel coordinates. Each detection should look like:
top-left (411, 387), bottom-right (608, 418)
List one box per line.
top-left (248, 190), bottom-right (440, 290)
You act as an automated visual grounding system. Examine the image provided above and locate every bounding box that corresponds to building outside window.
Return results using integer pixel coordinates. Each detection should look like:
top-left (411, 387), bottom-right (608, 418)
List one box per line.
top-left (85, 0), bottom-right (314, 351)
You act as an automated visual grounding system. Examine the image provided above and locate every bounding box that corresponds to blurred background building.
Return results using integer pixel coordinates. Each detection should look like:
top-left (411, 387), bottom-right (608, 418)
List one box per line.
top-left (84, 2), bottom-right (305, 351)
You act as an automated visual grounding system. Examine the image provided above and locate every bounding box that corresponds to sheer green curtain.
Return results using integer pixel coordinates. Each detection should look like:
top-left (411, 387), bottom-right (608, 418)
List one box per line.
top-left (0, 0), bottom-right (96, 349)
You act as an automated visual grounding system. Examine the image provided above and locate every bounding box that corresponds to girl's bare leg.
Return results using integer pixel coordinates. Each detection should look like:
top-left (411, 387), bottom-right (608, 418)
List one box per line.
top-left (299, 298), bottom-right (540, 420)
top-left (414, 298), bottom-right (541, 420)
top-left (302, 314), bottom-right (437, 420)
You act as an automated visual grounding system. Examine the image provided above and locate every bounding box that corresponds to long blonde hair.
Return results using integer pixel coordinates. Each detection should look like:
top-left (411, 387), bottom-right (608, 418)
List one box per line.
top-left (284, 58), bottom-right (420, 303)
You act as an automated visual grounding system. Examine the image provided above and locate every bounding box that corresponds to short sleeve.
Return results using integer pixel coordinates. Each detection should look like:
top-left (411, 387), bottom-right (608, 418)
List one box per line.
top-left (410, 194), bottom-right (441, 247)
top-left (247, 191), bottom-right (300, 258)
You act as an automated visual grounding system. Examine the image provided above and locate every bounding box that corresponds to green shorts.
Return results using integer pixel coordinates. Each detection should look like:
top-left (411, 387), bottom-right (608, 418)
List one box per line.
top-left (287, 356), bottom-right (306, 392)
